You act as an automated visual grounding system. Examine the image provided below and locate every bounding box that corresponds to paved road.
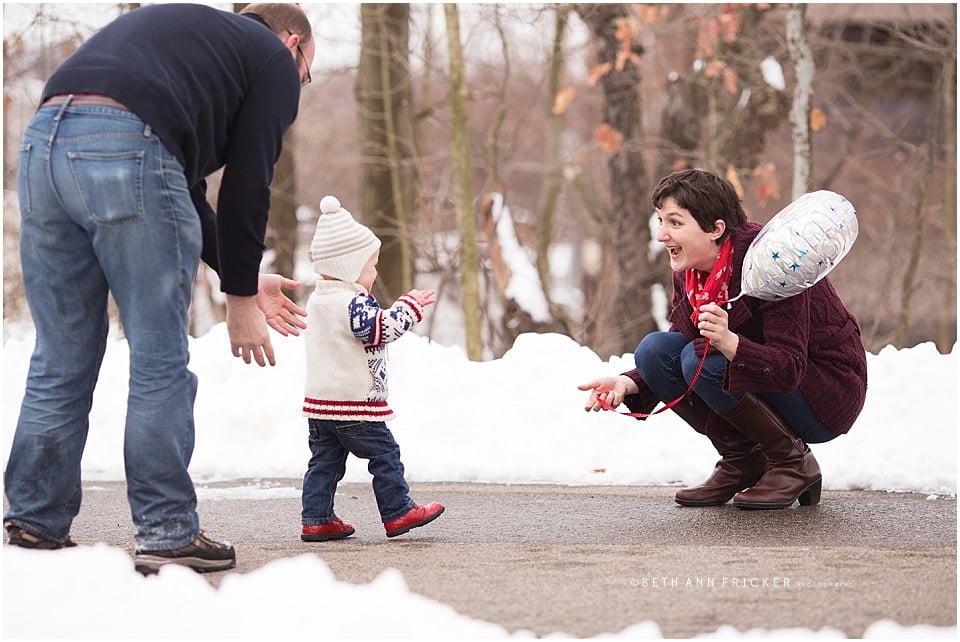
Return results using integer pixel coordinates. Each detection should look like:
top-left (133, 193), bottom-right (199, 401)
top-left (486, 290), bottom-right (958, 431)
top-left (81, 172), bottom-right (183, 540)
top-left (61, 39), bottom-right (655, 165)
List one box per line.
top-left (36, 482), bottom-right (960, 637)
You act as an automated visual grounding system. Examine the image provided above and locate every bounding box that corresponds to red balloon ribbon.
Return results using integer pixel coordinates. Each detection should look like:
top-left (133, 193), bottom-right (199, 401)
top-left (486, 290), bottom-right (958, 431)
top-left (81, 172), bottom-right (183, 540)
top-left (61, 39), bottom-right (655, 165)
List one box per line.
top-left (595, 339), bottom-right (710, 418)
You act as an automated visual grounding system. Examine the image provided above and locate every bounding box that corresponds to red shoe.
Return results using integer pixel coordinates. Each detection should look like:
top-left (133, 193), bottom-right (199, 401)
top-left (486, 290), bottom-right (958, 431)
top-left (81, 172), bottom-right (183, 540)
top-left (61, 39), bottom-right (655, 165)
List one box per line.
top-left (384, 503), bottom-right (445, 538)
top-left (301, 517), bottom-right (355, 542)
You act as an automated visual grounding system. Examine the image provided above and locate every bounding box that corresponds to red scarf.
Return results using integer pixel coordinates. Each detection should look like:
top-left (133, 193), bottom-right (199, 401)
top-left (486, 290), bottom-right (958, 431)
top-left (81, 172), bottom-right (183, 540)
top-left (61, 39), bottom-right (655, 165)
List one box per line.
top-left (685, 237), bottom-right (734, 325)
top-left (596, 237), bottom-right (735, 419)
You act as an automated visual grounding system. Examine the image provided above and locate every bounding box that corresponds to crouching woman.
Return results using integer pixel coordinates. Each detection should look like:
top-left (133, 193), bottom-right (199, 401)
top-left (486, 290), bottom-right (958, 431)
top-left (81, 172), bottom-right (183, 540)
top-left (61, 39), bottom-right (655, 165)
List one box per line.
top-left (579, 169), bottom-right (867, 509)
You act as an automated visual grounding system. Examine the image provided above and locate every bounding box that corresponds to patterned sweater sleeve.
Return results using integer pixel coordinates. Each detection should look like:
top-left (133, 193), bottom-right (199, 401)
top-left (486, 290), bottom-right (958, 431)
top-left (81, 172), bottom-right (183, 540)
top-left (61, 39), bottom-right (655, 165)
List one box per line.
top-left (349, 292), bottom-right (425, 348)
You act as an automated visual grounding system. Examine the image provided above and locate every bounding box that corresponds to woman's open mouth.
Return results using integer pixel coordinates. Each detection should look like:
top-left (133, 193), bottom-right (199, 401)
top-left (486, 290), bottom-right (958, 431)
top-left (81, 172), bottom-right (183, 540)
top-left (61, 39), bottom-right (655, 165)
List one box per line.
top-left (667, 245), bottom-right (682, 258)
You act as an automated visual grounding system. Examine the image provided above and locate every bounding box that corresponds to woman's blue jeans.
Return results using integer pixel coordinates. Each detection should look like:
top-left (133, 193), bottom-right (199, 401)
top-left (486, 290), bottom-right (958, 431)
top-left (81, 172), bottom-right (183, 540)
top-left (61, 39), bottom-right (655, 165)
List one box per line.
top-left (635, 332), bottom-right (838, 444)
top-left (302, 419), bottom-right (416, 524)
top-left (4, 101), bottom-right (203, 549)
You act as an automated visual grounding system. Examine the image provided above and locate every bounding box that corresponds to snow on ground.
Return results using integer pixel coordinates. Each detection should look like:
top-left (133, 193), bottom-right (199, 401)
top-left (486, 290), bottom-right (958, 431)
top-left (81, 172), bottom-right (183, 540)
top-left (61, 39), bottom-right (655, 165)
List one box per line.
top-left (3, 326), bottom-right (955, 493)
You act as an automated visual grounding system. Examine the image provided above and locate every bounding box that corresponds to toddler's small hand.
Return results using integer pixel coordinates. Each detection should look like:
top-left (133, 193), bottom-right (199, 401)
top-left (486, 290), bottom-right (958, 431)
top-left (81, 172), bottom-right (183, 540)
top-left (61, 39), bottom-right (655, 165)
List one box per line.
top-left (407, 289), bottom-right (437, 307)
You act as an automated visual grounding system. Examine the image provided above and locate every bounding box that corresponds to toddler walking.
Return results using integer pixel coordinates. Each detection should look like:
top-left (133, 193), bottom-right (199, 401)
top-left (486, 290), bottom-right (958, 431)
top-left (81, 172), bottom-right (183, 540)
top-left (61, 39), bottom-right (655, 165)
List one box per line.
top-left (300, 195), bottom-right (444, 541)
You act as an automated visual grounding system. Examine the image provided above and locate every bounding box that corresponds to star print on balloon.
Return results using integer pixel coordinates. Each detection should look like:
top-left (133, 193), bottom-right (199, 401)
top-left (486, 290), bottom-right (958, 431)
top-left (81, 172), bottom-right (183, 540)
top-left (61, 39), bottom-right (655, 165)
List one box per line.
top-left (732, 190), bottom-right (858, 302)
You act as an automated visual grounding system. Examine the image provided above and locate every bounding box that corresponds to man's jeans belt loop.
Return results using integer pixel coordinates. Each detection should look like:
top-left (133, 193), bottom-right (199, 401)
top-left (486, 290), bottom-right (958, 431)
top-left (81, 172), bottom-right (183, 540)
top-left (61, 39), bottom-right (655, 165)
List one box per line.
top-left (41, 94), bottom-right (150, 137)
top-left (42, 94), bottom-right (129, 111)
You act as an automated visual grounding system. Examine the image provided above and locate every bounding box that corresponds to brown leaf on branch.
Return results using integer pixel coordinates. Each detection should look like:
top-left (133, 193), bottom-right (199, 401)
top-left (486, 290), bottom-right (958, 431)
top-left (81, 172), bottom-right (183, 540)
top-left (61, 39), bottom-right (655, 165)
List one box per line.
top-left (553, 86), bottom-right (576, 115)
top-left (614, 17), bottom-right (639, 46)
top-left (717, 9), bottom-right (740, 43)
top-left (810, 107), bottom-right (827, 132)
top-left (723, 67), bottom-right (739, 94)
top-left (634, 4), bottom-right (669, 27)
top-left (613, 17), bottom-right (641, 71)
top-left (594, 123), bottom-right (623, 156)
top-left (704, 59), bottom-right (726, 79)
top-left (753, 162), bottom-right (781, 207)
top-left (725, 164), bottom-right (745, 198)
top-left (698, 6), bottom-right (742, 57)
top-left (4, 35), bottom-right (25, 58)
top-left (698, 18), bottom-right (720, 57)
top-left (587, 62), bottom-right (612, 88)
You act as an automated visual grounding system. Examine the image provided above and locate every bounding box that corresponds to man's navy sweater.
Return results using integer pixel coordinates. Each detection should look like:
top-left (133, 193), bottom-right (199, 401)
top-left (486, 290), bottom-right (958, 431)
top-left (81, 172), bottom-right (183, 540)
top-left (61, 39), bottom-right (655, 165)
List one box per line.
top-left (41, 3), bottom-right (301, 296)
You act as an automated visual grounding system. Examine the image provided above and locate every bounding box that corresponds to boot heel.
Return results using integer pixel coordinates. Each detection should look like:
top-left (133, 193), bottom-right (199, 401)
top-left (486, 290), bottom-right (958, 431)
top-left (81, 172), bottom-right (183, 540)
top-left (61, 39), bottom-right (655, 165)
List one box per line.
top-left (798, 478), bottom-right (822, 506)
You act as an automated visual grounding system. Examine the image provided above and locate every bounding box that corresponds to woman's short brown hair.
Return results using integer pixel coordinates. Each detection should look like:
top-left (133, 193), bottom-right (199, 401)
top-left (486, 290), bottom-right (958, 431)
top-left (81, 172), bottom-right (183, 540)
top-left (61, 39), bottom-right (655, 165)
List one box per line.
top-left (651, 168), bottom-right (746, 243)
top-left (240, 3), bottom-right (312, 44)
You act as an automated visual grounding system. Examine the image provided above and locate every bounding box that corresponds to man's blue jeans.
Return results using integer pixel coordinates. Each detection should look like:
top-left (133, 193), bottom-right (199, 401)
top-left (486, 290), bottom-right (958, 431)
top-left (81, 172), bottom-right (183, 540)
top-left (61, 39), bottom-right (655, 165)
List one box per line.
top-left (634, 332), bottom-right (838, 444)
top-left (4, 101), bottom-right (203, 549)
top-left (302, 419), bottom-right (416, 525)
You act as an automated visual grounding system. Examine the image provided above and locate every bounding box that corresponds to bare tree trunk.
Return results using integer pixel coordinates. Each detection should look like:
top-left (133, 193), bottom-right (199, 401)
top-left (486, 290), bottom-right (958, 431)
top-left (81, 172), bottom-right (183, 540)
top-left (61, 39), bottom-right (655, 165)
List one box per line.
top-left (3, 52), bottom-right (16, 188)
top-left (654, 5), bottom-right (702, 180)
top-left (444, 3), bottom-right (482, 361)
top-left (651, 5), bottom-right (702, 315)
top-left (534, 6), bottom-right (573, 335)
top-left (376, 4), bottom-right (412, 294)
top-left (486, 4), bottom-right (509, 193)
top-left (414, 4), bottom-right (434, 166)
top-left (657, 75), bottom-right (707, 178)
top-left (267, 129), bottom-right (297, 285)
top-left (786, 3), bottom-right (814, 199)
top-left (576, 4), bottom-right (655, 359)
top-left (894, 56), bottom-right (942, 347)
top-left (939, 7), bottom-right (957, 354)
top-left (479, 3), bottom-right (514, 355)
top-left (357, 4), bottom-right (416, 301)
top-left (713, 5), bottom-right (789, 174)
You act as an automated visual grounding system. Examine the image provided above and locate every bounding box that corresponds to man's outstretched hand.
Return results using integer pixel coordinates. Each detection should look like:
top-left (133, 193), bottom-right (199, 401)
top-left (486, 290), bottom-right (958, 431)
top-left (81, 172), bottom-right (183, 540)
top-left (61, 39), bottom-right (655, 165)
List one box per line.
top-left (257, 273), bottom-right (308, 337)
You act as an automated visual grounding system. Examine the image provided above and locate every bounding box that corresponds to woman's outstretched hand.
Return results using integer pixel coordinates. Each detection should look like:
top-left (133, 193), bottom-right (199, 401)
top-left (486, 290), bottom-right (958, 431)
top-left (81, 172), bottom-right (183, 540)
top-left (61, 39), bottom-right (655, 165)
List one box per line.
top-left (577, 375), bottom-right (639, 412)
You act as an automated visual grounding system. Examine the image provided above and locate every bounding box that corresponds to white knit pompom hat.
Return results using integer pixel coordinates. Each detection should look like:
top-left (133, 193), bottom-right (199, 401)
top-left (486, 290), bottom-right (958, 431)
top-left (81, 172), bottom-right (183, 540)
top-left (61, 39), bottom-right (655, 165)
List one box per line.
top-left (308, 195), bottom-right (381, 283)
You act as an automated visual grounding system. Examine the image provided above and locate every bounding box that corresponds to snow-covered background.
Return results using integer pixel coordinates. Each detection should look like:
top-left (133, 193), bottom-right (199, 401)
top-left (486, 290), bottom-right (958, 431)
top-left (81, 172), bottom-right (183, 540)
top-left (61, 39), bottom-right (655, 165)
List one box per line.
top-left (3, 321), bottom-right (956, 639)
top-left (3, 322), bottom-right (956, 492)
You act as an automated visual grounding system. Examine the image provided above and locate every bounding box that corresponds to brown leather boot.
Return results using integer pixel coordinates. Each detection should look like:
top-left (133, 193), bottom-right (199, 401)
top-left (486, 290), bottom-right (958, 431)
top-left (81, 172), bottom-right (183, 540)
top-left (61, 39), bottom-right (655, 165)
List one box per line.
top-left (719, 393), bottom-right (822, 509)
top-left (672, 395), bottom-right (767, 507)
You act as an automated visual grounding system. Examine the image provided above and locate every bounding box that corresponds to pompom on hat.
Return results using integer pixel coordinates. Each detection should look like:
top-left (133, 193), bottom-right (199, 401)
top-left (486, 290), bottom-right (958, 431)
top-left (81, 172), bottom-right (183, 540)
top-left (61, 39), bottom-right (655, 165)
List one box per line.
top-left (308, 195), bottom-right (381, 283)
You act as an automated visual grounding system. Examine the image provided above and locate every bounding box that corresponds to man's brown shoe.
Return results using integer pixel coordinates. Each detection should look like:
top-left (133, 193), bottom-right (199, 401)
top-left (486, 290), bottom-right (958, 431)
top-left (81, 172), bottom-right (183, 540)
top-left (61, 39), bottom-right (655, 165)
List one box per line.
top-left (134, 530), bottom-right (236, 575)
top-left (4, 523), bottom-right (76, 550)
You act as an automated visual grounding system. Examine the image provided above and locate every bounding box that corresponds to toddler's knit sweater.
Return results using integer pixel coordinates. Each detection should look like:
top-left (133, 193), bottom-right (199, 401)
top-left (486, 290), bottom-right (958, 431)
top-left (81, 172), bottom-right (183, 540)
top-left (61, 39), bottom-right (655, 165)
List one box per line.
top-left (303, 280), bottom-right (424, 422)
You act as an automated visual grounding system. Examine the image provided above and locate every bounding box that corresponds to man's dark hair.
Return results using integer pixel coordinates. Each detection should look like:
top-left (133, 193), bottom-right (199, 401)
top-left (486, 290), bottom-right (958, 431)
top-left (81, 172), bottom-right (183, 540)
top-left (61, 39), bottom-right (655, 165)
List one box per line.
top-left (651, 169), bottom-right (746, 243)
top-left (240, 3), bottom-right (312, 44)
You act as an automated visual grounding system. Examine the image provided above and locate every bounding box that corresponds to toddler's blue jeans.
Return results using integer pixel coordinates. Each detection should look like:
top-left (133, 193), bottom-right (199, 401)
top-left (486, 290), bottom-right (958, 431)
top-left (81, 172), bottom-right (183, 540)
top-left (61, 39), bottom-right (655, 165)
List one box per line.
top-left (302, 419), bottom-right (416, 525)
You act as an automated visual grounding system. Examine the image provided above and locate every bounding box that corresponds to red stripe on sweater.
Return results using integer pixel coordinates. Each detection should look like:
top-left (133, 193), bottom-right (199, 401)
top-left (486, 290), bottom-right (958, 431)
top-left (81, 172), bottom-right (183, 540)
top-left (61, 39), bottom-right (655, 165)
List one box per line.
top-left (304, 398), bottom-right (388, 407)
top-left (303, 406), bottom-right (393, 418)
top-left (396, 295), bottom-right (423, 322)
top-left (365, 309), bottom-right (385, 348)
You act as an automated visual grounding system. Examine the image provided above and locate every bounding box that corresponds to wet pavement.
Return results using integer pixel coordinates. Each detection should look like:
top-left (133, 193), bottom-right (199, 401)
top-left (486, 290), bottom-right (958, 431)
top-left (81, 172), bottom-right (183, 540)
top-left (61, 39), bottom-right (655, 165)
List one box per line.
top-left (39, 482), bottom-right (960, 637)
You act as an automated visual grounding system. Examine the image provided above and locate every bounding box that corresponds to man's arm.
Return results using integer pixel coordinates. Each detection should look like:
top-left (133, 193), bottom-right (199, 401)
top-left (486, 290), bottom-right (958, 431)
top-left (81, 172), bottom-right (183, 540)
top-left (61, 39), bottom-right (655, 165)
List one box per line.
top-left (214, 49), bottom-right (300, 297)
top-left (191, 180), bottom-right (220, 275)
top-left (214, 49), bottom-right (300, 365)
